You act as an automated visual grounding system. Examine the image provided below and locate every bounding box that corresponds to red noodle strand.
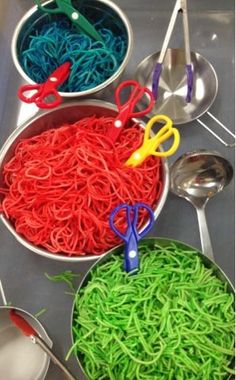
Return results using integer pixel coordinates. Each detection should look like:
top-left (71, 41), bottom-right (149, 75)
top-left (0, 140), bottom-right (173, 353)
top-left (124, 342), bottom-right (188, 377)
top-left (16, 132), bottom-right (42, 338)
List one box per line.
top-left (0, 117), bottom-right (163, 256)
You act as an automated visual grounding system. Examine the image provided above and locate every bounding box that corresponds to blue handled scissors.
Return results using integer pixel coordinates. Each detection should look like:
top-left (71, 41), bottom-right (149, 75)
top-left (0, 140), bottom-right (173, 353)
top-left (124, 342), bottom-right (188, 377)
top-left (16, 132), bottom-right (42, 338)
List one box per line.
top-left (109, 203), bottom-right (154, 273)
top-left (35, 0), bottom-right (103, 42)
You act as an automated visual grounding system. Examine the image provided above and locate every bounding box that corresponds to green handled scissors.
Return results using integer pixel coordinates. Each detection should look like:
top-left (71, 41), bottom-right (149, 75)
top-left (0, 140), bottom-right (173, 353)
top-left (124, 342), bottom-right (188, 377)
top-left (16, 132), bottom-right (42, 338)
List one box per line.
top-left (35, 0), bottom-right (103, 42)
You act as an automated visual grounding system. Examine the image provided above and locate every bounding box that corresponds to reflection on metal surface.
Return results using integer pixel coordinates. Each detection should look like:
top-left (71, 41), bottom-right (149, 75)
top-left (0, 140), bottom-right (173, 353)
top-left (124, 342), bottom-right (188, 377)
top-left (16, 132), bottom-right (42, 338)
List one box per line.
top-left (0, 306), bottom-right (52, 380)
top-left (17, 102), bottom-right (39, 127)
top-left (170, 151), bottom-right (233, 204)
top-left (135, 48), bottom-right (218, 124)
top-left (136, 48), bottom-right (236, 147)
top-left (211, 33), bottom-right (218, 41)
top-left (170, 150), bottom-right (233, 261)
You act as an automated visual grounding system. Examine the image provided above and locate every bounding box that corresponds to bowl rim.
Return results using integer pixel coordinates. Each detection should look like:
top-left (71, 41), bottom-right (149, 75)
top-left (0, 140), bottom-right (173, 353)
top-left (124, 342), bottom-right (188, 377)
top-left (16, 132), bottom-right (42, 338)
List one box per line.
top-left (0, 100), bottom-right (170, 262)
top-left (11, 0), bottom-right (134, 97)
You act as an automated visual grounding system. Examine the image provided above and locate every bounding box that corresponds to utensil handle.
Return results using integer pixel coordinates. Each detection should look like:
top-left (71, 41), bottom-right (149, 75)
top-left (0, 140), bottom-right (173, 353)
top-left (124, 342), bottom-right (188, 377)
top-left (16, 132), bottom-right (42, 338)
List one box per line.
top-left (0, 280), bottom-right (7, 306)
top-left (34, 336), bottom-right (77, 380)
top-left (196, 207), bottom-right (215, 262)
top-left (152, 62), bottom-right (162, 99)
top-left (186, 64), bottom-right (193, 103)
top-left (182, 0), bottom-right (191, 65)
top-left (196, 115), bottom-right (236, 148)
top-left (158, 0), bottom-right (180, 64)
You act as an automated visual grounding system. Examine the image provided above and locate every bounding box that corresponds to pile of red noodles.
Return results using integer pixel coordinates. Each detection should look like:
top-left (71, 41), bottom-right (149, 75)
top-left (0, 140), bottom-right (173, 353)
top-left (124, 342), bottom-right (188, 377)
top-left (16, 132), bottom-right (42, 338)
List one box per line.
top-left (0, 116), bottom-right (163, 256)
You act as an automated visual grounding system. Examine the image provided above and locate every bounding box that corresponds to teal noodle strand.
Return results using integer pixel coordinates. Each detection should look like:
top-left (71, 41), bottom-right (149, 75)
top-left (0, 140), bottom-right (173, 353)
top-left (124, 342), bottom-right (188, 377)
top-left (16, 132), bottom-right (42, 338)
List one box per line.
top-left (20, 19), bottom-right (127, 92)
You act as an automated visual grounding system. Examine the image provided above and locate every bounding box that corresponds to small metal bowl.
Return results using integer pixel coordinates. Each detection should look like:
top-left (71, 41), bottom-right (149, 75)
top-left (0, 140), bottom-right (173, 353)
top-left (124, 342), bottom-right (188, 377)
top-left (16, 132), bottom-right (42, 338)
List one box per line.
top-left (71, 237), bottom-right (234, 379)
top-left (0, 101), bottom-right (169, 262)
top-left (0, 307), bottom-right (52, 380)
top-left (11, 0), bottom-right (133, 98)
top-left (135, 48), bottom-right (218, 124)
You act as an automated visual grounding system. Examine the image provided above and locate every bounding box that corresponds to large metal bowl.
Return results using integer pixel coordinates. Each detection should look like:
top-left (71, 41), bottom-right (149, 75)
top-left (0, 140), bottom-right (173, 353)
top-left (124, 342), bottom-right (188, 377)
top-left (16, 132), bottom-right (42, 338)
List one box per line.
top-left (11, 0), bottom-right (133, 98)
top-left (0, 101), bottom-right (169, 262)
top-left (71, 237), bottom-right (234, 379)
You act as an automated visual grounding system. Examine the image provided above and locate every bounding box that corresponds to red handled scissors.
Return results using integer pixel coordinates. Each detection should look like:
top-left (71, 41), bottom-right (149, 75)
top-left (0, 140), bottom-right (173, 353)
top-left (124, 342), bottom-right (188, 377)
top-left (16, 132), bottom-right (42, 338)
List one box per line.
top-left (107, 80), bottom-right (155, 143)
top-left (18, 62), bottom-right (71, 109)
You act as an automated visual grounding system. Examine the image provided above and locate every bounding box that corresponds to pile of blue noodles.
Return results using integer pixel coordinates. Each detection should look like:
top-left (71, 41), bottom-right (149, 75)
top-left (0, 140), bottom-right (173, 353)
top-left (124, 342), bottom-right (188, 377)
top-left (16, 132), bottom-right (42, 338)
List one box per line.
top-left (20, 18), bottom-right (127, 92)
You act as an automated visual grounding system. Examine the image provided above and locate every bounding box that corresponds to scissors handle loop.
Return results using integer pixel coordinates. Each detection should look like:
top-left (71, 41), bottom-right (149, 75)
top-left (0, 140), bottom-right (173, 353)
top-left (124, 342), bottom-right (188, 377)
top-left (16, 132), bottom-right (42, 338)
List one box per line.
top-left (36, 89), bottom-right (62, 109)
top-left (126, 114), bottom-right (180, 166)
top-left (136, 203), bottom-right (154, 239)
top-left (18, 81), bottom-right (62, 109)
top-left (109, 204), bottom-right (131, 241)
top-left (109, 203), bottom-right (154, 273)
top-left (108, 80), bottom-right (155, 143)
top-left (18, 62), bottom-right (70, 109)
top-left (18, 84), bottom-right (42, 104)
top-left (115, 80), bottom-right (154, 118)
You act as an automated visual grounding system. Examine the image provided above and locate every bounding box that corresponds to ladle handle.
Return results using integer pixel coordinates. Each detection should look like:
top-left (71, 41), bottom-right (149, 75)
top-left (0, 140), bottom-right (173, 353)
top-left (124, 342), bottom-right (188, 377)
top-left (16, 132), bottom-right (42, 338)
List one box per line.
top-left (33, 336), bottom-right (77, 380)
top-left (196, 207), bottom-right (215, 262)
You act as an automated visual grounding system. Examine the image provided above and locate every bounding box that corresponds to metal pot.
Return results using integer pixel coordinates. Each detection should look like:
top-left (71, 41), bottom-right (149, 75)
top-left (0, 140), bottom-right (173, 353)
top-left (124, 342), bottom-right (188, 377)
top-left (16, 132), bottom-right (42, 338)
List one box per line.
top-left (0, 101), bottom-right (169, 262)
top-left (11, 0), bottom-right (133, 99)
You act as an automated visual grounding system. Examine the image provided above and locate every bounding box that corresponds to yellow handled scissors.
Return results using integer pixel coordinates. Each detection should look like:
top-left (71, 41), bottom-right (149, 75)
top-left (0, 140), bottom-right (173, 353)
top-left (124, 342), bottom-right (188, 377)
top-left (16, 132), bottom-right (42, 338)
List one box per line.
top-left (125, 115), bottom-right (180, 167)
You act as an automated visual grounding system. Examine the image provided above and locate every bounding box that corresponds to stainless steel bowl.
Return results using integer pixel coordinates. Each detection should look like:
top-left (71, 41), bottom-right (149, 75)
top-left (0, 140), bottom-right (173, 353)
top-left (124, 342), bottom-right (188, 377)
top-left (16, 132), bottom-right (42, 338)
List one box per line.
top-left (71, 237), bottom-right (234, 379)
top-left (0, 101), bottom-right (169, 262)
top-left (11, 0), bottom-right (133, 98)
top-left (0, 280), bottom-right (52, 380)
top-left (0, 307), bottom-right (52, 380)
top-left (135, 48), bottom-right (218, 124)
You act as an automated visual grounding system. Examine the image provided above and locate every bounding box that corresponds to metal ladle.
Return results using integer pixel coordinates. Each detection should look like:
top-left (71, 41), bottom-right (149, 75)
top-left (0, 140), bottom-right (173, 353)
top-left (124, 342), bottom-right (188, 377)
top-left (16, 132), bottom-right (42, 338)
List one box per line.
top-left (170, 150), bottom-right (233, 261)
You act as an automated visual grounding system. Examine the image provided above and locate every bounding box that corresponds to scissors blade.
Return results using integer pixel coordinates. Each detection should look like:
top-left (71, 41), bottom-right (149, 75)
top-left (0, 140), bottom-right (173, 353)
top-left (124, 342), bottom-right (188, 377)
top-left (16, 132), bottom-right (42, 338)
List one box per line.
top-left (47, 61), bottom-right (71, 86)
top-left (73, 12), bottom-right (103, 42)
top-left (54, 0), bottom-right (103, 42)
top-left (107, 80), bottom-right (155, 143)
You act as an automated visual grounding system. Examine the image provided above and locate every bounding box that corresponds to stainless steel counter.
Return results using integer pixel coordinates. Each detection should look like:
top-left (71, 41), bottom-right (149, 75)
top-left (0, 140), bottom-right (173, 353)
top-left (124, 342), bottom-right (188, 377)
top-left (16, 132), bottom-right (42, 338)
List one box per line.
top-left (0, 1), bottom-right (234, 379)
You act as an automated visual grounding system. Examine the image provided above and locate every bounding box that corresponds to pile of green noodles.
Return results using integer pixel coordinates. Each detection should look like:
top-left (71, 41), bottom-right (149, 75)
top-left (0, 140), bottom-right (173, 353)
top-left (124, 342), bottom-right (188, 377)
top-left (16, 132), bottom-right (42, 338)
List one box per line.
top-left (70, 242), bottom-right (235, 379)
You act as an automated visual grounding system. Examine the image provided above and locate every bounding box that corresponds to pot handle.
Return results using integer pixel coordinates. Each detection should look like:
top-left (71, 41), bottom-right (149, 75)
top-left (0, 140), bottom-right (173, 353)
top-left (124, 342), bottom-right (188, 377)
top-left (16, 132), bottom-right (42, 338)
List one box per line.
top-left (0, 280), bottom-right (7, 306)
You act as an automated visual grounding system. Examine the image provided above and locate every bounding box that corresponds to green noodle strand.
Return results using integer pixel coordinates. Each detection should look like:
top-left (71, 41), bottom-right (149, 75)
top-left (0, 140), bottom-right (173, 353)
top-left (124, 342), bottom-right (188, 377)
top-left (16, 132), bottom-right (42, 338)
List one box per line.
top-left (71, 242), bottom-right (235, 379)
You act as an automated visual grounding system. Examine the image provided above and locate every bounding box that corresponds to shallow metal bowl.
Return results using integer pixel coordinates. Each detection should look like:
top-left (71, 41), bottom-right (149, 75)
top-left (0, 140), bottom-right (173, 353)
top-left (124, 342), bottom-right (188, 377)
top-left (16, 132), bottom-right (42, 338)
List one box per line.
top-left (71, 237), bottom-right (234, 379)
top-left (0, 101), bottom-right (169, 262)
top-left (135, 48), bottom-right (218, 124)
top-left (11, 0), bottom-right (133, 98)
top-left (0, 306), bottom-right (52, 380)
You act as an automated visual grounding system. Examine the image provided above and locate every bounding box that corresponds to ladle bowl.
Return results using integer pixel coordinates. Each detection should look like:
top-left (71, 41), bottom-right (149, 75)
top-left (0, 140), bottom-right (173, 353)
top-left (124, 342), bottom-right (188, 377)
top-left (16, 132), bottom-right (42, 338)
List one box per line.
top-left (170, 150), bottom-right (233, 261)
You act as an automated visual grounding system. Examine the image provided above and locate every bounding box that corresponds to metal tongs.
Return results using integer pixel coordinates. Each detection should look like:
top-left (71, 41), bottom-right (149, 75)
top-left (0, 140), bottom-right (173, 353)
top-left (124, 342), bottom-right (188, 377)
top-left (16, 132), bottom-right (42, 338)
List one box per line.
top-left (152, 0), bottom-right (193, 103)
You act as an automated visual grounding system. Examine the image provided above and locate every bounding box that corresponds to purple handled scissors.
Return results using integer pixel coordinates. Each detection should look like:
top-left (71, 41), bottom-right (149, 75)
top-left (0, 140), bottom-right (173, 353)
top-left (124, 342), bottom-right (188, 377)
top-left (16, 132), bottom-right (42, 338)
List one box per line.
top-left (152, 0), bottom-right (193, 103)
top-left (109, 203), bottom-right (154, 273)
